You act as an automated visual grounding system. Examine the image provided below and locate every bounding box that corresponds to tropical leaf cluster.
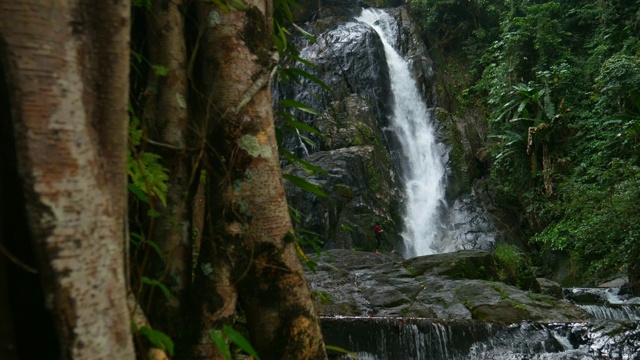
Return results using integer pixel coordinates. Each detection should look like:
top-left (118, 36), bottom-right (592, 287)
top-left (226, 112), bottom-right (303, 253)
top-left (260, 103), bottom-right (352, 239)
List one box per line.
top-left (409, 0), bottom-right (640, 282)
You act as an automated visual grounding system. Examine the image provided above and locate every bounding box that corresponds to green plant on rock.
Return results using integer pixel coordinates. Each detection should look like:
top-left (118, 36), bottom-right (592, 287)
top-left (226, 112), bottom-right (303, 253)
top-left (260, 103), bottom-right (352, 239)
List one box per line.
top-left (494, 244), bottom-right (520, 276)
top-left (366, 163), bottom-right (381, 194)
top-left (493, 243), bottom-right (536, 289)
top-left (512, 302), bottom-right (528, 312)
top-left (491, 284), bottom-right (509, 300)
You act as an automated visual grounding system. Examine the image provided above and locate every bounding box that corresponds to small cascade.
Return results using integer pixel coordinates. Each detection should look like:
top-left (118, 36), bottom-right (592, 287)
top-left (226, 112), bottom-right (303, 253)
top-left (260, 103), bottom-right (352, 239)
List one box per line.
top-left (578, 304), bottom-right (640, 321)
top-left (564, 287), bottom-right (640, 321)
top-left (356, 9), bottom-right (447, 258)
top-left (320, 316), bottom-right (640, 359)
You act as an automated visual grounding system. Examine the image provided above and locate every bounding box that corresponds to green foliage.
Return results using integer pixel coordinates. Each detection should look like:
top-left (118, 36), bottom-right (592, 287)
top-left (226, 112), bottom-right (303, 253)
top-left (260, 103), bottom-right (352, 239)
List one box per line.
top-left (595, 54), bottom-right (640, 114)
top-left (288, 206), bottom-right (322, 270)
top-left (420, 0), bottom-right (640, 282)
top-left (490, 284), bottom-right (509, 299)
top-left (325, 345), bottom-right (360, 358)
top-left (533, 163), bottom-right (640, 279)
top-left (141, 276), bottom-right (173, 300)
top-left (138, 326), bottom-right (174, 356)
top-left (130, 232), bottom-right (164, 261)
top-left (127, 108), bottom-right (169, 206)
top-left (494, 244), bottom-right (520, 276)
top-left (282, 174), bottom-right (327, 198)
top-left (493, 243), bottom-right (536, 289)
top-left (132, 0), bottom-right (151, 9)
top-left (209, 325), bottom-right (261, 360)
top-left (312, 290), bottom-right (331, 305)
top-left (366, 163), bottom-right (381, 194)
top-left (407, 0), bottom-right (503, 53)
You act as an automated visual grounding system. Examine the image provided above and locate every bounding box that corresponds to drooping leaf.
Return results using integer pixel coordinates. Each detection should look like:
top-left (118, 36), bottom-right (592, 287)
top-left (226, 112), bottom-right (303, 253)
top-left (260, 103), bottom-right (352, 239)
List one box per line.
top-left (128, 182), bottom-right (149, 203)
top-left (325, 345), bottom-right (359, 358)
top-left (280, 112), bottom-right (321, 135)
top-left (141, 277), bottom-right (172, 300)
top-left (282, 174), bottom-right (327, 197)
top-left (281, 149), bottom-right (327, 175)
top-left (279, 99), bottom-right (320, 115)
top-left (209, 330), bottom-right (232, 360)
top-left (292, 23), bottom-right (316, 43)
top-left (279, 67), bottom-right (332, 92)
top-left (138, 326), bottom-right (174, 356)
top-left (223, 326), bottom-right (261, 360)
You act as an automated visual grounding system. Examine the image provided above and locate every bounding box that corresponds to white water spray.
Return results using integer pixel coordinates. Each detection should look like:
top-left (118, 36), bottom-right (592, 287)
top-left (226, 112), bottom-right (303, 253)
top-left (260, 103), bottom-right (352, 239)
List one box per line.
top-left (356, 8), bottom-right (446, 257)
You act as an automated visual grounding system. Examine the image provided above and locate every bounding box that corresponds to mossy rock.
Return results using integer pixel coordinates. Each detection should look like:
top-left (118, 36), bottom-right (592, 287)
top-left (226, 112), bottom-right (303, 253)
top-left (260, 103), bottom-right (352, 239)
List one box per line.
top-left (335, 183), bottom-right (353, 199)
top-left (404, 250), bottom-right (497, 280)
top-left (471, 300), bottom-right (531, 323)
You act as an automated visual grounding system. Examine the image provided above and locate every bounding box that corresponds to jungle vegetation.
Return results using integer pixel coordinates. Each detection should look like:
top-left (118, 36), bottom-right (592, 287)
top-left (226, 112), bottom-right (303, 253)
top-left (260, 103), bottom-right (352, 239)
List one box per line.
top-left (408, 0), bottom-right (640, 285)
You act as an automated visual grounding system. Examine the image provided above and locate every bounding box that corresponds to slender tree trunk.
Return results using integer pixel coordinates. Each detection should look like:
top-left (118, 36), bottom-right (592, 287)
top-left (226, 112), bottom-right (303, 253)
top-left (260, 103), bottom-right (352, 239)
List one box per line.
top-left (0, 1), bottom-right (134, 358)
top-left (142, 0), bottom-right (193, 341)
top-left (187, 1), bottom-right (327, 358)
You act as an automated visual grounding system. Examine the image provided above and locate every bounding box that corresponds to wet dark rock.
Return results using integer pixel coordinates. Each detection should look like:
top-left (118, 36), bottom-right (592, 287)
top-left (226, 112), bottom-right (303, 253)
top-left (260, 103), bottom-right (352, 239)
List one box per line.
top-left (307, 249), bottom-right (589, 322)
top-left (564, 288), bottom-right (609, 305)
top-left (284, 145), bottom-right (402, 251)
top-left (537, 277), bottom-right (564, 299)
top-left (310, 254), bottom-right (640, 359)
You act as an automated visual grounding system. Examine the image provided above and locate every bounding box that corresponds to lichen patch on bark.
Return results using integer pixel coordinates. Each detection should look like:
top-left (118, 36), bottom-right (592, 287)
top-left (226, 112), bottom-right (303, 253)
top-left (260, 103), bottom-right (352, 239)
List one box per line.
top-left (238, 133), bottom-right (272, 158)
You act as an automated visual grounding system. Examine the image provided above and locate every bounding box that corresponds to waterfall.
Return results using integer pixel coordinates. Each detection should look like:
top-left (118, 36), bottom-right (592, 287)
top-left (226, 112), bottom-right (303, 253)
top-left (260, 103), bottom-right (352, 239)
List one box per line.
top-left (356, 9), bottom-right (446, 257)
top-left (320, 316), bottom-right (640, 359)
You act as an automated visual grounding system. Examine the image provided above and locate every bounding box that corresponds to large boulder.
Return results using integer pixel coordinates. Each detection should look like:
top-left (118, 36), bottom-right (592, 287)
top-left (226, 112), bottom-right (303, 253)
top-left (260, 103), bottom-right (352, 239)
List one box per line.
top-left (306, 249), bottom-right (589, 323)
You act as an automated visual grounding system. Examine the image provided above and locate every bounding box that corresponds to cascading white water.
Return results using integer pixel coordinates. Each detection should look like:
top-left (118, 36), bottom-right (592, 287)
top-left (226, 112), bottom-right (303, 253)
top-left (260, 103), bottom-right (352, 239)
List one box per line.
top-left (356, 8), bottom-right (446, 257)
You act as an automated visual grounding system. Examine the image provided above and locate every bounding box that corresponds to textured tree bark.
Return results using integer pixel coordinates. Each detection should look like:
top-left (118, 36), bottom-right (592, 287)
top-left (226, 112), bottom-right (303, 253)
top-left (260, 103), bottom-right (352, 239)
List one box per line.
top-left (142, 0), bottom-right (193, 342)
top-left (187, 1), bottom-right (327, 359)
top-left (0, 1), bottom-right (135, 359)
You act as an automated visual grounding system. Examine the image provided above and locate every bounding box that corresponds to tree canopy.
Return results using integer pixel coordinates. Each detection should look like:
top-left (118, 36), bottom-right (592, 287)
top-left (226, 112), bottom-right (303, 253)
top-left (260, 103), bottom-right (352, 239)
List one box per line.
top-left (409, 0), bottom-right (640, 284)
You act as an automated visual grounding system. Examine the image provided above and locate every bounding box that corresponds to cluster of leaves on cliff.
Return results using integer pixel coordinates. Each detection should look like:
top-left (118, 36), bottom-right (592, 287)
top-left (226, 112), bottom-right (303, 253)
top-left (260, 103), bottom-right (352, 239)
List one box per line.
top-left (408, 0), bottom-right (640, 283)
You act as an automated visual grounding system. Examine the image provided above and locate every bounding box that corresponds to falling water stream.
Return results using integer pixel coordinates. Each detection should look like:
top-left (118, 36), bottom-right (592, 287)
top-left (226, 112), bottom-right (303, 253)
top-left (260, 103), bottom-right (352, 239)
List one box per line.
top-left (356, 9), bottom-right (446, 258)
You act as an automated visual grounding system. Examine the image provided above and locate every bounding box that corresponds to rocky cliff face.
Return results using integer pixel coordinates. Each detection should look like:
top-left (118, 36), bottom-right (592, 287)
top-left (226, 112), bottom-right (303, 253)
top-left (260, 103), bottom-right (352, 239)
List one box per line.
top-left (274, 9), bottom-right (401, 251)
top-left (274, 6), bottom-right (499, 253)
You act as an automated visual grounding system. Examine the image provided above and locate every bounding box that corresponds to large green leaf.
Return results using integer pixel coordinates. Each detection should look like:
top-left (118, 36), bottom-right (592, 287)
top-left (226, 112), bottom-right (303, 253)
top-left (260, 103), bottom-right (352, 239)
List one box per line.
top-left (282, 174), bottom-right (327, 197)
top-left (209, 330), bottom-right (232, 360)
top-left (281, 149), bottom-right (327, 175)
top-left (279, 99), bottom-right (320, 115)
top-left (138, 326), bottom-right (174, 356)
top-left (223, 326), bottom-right (260, 360)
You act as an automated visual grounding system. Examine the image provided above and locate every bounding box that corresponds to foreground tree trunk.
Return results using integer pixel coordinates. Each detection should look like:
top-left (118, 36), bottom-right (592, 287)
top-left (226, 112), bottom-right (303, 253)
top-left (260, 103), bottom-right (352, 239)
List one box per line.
top-left (186, 1), bottom-right (327, 359)
top-left (0, 1), bottom-right (134, 358)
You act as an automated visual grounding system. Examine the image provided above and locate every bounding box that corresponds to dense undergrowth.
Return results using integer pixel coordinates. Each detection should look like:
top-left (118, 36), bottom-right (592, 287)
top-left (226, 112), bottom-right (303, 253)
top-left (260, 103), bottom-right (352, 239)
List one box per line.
top-left (408, 0), bottom-right (640, 284)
